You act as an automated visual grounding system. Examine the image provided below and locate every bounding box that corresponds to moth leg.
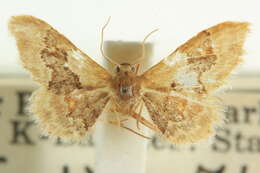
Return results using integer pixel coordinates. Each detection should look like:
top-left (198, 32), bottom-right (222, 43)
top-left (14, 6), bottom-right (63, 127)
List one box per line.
top-left (109, 118), bottom-right (128, 125)
top-left (136, 101), bottom-right (144, 130)
top-left (115, 112), bottom-right (122, 127)
top-left (131, 112), bottom-right (159, 133)
top-left (108, 119), bottom-right (151, 139)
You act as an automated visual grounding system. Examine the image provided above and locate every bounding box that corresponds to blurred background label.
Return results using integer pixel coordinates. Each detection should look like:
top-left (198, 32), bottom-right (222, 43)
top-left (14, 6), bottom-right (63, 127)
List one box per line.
top-left (0, 76), bottom-right (260, 173)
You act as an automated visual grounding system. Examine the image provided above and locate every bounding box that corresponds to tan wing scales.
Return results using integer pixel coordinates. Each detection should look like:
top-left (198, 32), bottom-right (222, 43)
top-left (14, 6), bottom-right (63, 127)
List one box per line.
top-left (9, 15), bottom-right (113, 139)
top-left (142, 22), bottom-right (249, 99)
top-left (143, 92), bottom-right (220, 144)
top-left (31, 88), bottom-right (110, 139)
top-left (141, 22), bottom-right (249, 144)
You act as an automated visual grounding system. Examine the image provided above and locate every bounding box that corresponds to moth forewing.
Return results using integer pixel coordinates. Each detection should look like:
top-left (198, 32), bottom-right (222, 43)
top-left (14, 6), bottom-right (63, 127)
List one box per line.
top-left (141, 21), bottom-right (249, 144)
top-left (9, 15), bottom-right (113, 140)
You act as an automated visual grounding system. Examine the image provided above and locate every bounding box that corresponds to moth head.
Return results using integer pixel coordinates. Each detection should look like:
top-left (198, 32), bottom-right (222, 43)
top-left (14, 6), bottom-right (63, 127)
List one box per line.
top-left (100, 17), bottom-right (158, 75)
top-left (115, 63), bottom-right (136, 74)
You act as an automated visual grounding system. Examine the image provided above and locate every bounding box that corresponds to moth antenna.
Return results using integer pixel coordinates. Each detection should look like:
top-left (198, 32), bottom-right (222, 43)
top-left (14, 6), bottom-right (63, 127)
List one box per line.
top-left (100, 16), bottom-right (118, 66)
top-left (133, 28), bottom-right (159, 65)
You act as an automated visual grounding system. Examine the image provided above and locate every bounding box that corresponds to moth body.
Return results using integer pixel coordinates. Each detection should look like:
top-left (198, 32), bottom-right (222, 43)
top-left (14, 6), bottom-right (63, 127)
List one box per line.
top-left (112, 63), bottom-right (141, 105)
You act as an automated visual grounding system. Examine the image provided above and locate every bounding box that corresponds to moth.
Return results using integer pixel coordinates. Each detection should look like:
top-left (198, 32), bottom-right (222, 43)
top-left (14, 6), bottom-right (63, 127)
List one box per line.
top-left (9, 15), bottom-right (249, 144)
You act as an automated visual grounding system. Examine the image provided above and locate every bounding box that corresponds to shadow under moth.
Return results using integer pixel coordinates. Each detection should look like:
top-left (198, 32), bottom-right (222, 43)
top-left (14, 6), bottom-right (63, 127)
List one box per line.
top-left (8, 15), bottom-right (249, 144)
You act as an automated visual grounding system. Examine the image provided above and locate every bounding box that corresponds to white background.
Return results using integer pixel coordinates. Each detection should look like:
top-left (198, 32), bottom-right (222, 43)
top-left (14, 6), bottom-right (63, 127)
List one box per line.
top-left (0, 1), bottom-right (260, 173)
top-left (0, 0), bottom-right (259, 76)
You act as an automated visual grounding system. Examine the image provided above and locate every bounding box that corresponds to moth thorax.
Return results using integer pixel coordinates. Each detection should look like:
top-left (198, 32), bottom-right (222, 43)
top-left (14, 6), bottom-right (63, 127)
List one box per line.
top-left (120, 85), bottom-right (133, 97)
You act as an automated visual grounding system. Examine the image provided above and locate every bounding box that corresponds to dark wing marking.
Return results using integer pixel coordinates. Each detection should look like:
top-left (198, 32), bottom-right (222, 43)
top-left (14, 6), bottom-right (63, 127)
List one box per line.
top-left (142, 91), bottom-right (220, 144)
top-left (9, 15), bottom-right (113, 139)
top-left (140, 22), bottom-right (249, 144)
top-left (142, 22), bottom-right (249, 100)
top-left (31, 88), bottom-right (110, 139)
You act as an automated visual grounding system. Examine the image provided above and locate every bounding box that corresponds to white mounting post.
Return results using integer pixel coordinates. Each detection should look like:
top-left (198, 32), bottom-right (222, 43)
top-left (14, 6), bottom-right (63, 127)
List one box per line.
top-left (94, 41), bottom-right (153, 173)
